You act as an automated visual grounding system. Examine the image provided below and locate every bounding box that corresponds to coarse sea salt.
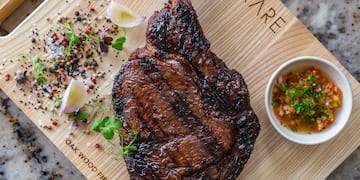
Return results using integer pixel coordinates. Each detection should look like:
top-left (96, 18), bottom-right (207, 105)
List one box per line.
top-left (46, 36), bottom-right (64, 59)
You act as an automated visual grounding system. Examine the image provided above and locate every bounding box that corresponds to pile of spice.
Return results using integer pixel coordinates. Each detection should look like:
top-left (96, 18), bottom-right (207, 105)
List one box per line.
top-left (4, 1), bottom-right (145, 155)
top-left (10, 5), bottom-right (126, 116)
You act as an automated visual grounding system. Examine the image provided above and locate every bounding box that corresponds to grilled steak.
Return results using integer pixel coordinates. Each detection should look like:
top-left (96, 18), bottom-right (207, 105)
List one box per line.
top-left (112, 0), bottom-right (260, 179)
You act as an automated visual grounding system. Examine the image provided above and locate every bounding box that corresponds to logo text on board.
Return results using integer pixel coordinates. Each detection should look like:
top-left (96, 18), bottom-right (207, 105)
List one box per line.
top-left (66, 138), bottom-right (108, 180)
top-left (246, 0), bottom-right (287, 33)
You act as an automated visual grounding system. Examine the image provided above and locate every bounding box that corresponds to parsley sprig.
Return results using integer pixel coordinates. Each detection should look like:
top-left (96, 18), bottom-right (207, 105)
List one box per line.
top-left (92, 117), bottom-right (121, 140)
top-left (61, 22), bottom-right (81, 56)
top-left (31, 56), bottom-right (47, 84)
top-left (60, 22), bottom-right (126, 55)
top-left (111, 36), bottom-right (126, 51)
top-left (53, 95), bottom-right (61, 108)
top-left (99, 26), bottom-right (126, 52)
top-left (68, 110), bottom-right (90, 122)
top-left (91, 116), bottom-right (138, 156)
top-left (111, 28), bottom-right (126, 51)
top-left (120, 130), bottom-right (138, 156)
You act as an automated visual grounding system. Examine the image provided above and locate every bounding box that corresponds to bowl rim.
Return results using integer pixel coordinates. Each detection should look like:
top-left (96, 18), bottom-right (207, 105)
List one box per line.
top-left (264, 56), bottom-right (353, 145)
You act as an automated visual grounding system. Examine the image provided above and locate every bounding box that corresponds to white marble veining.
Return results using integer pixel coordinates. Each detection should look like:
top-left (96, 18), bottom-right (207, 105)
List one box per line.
top-left (0, 91), bottom-right (85, 180)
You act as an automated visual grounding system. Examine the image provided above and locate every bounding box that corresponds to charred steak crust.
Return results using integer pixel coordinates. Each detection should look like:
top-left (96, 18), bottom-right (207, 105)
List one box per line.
top-left (112, 0), bottom-right (260, 179)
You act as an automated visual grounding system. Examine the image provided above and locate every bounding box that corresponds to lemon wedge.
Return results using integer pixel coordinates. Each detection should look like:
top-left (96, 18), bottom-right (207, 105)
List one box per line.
top-left (59, 79), bottom-right (88, 113)
top-left (107, 1), bottom-right (146, 28)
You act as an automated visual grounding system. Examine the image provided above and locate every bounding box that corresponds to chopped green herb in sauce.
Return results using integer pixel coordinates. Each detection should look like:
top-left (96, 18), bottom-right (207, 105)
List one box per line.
top-left (272, 67), bottom-right (342, 133)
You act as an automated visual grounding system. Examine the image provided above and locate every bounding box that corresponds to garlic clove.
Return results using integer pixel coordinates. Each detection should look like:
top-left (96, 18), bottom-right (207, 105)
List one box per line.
top-left (59, 79), bottom-right (88, 113)
top-left (107, 1), bottom-right (146, 28)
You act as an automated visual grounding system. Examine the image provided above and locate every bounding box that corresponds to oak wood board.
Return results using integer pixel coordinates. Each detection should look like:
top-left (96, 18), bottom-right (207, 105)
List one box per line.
top-left (0, 0), bottom-right (359, 179)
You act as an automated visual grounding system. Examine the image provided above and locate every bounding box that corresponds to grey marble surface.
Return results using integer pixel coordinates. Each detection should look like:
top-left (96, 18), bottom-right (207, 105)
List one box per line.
top-left (282, 0), bottom-right (360, 82)
top-left (0, 0), bottom-right (359, 179)
top-left (0, 91), bottom-right (85, 180)
top-left (281, 1), bottom-right (360, 179)
top-left (1, 1), bottom-right (86, 180)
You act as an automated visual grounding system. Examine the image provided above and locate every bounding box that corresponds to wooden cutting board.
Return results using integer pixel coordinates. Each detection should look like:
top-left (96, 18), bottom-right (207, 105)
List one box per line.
top-left (0, 0), bottom-right (23, 24)
top-left (0, 0), bottom-right (359, 179)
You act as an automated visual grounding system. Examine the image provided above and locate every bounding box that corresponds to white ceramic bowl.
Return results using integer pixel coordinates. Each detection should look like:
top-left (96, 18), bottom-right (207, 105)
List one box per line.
top-left (265, 56), bottom-right (353, 145)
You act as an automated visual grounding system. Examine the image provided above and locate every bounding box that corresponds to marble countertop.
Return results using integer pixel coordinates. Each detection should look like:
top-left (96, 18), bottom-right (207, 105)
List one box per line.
top-left (281, 0), bottom-right (360, 179)
top-left (0, 0), bottom-right (359, 179)
top-left (0, 91), bottom-right (85, 180)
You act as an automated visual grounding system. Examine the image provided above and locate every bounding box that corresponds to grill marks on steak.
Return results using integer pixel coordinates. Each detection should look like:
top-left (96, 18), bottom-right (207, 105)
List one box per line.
top-left (112, 0), bottom-right (260, 179)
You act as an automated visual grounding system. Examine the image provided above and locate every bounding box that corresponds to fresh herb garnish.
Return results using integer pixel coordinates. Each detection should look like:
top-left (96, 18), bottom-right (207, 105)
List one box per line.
top-left (285, 75), bottom-right (325, 123)
top-left (272, 67), bottom-right (342, 132)
top-left (31, 56), bottom-right (47, 84)
top-left (279, 83), bottom-right (286, 92)
top-left (91, 116), bottom-right (138, 156)
top-left (34, 64), bottom-right (46, 75)
top-left (65, 32), bottom-right (81, 45)
top-left (92, 116), bottom-right (121, 140)
top-left (68, 110), bottom-right (90, 122)
top-left (17, 53), bottom-right (28, 61)
top-left (31, 55), bottom-right (40, 63)
top-left (53, 95), bottom-right (61, 108)
top-left (61, 22), bottom-right (81, 56)
top-left (120, 130), bottom-right (138, 156)
top-left (76, 111), bottom-right (90, 122)
top-left (111, 36), bottom-right (126, 51)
